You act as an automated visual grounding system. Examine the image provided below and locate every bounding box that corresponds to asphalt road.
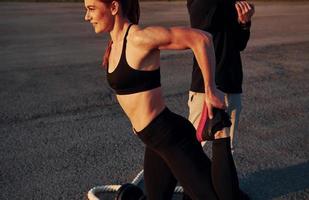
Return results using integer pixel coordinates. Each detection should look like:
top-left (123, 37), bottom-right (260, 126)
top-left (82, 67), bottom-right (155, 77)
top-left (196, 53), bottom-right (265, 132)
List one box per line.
top-left (0, 1), bottom-right (308, 200)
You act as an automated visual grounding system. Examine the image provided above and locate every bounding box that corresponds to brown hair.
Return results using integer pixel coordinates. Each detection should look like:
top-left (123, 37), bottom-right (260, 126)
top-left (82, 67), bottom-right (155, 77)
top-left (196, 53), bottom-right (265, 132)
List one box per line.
top-left (102, 0), bottom-right (140, 68)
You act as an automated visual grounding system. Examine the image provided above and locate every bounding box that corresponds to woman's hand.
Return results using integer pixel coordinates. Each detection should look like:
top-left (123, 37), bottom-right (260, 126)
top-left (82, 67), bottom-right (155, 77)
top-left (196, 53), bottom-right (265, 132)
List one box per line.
top-left (205, 88), bottom-right (226, 119)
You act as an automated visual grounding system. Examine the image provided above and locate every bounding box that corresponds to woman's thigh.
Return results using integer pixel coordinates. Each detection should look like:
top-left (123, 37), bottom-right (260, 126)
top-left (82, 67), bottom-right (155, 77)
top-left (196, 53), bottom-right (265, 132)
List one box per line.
top-left (152, 113), bottom-right (217, 199)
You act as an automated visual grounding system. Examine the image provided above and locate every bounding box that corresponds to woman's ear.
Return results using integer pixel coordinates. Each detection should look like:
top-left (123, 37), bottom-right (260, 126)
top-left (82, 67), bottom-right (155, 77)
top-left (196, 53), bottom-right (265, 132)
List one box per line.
top-left (110, 0), bottom-right (120, 16)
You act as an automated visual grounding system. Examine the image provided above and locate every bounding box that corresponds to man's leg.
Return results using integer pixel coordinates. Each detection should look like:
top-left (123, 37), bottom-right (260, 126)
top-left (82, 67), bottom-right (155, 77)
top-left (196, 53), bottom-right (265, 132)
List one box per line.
top-left (188, 92), bottom-right (242, 152)
top-left (188, 91), bottom-right (206, 145)
top-left (224, 93), bottom-right (242, 154)
top-left (188, 91), bottom-right (205, 128)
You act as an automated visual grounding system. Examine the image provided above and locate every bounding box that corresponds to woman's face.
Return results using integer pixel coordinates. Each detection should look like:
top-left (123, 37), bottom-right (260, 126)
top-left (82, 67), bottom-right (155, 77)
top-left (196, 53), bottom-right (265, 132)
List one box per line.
top-left (84, 0), bottom-right (114, 33)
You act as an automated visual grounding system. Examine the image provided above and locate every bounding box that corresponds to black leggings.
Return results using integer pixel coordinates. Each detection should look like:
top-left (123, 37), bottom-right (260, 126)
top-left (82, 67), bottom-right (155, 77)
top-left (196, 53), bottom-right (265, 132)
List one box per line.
top-left (136, 108), bottom-right (240, 200)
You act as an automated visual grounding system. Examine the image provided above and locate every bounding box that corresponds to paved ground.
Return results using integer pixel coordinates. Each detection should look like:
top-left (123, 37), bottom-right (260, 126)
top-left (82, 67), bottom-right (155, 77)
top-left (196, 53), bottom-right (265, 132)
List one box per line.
top-left (0, 1), bottom-right (309, 200)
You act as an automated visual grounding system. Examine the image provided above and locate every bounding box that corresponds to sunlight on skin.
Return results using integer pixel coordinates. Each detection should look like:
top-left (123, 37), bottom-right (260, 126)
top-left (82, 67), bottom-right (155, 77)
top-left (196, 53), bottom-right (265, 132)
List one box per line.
top-left (214, 128), bottom-right (229, 139)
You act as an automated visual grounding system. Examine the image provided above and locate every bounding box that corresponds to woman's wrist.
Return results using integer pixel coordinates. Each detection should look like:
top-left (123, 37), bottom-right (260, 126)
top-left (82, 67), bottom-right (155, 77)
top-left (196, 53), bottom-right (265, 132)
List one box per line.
top-left (205, 85), bottom-right (215, 95)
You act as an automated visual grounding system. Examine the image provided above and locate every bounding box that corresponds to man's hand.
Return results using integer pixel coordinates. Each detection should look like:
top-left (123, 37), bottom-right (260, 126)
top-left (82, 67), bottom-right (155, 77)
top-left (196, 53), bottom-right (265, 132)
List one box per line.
top-left (235, 1), bottom-right (255, 24)
top-left (205, 88), bottom-right (226, 119)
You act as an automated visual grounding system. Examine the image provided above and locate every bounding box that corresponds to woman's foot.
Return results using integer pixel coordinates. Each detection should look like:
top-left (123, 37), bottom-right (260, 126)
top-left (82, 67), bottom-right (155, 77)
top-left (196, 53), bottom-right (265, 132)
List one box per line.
top-left (196, 105), bottom-right (231, 141)
top-left (115, 183), bottom-right (145, 200)
top-left (214, 128), bottom-right (229, 139)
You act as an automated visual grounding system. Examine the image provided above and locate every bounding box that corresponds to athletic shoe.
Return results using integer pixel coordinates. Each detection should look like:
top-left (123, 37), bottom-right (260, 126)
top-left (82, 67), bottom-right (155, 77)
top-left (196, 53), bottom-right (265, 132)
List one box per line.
top-left (196, 103), bottom-right (231, 142)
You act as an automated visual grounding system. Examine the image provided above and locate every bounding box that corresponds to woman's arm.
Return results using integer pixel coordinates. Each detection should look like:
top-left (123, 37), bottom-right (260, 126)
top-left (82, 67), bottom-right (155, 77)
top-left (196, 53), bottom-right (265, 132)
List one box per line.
top-left (134, 26), bottom-right (225, 117)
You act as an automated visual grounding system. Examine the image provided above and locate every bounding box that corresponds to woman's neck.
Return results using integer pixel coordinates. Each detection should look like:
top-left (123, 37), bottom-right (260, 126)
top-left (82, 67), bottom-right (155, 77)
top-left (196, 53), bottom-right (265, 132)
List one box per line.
top-left (110, 18), bottom-right (130, 43)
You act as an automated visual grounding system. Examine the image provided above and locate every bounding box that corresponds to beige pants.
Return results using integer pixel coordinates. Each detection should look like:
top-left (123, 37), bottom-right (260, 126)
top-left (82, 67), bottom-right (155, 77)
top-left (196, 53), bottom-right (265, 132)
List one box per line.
top-left (188, 91), bottom-right (242, 153)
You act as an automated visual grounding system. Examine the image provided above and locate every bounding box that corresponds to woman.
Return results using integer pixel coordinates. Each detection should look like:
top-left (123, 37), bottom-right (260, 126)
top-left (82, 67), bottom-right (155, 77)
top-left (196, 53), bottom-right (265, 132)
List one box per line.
top-left (84, 0), bottom-right (240, 199)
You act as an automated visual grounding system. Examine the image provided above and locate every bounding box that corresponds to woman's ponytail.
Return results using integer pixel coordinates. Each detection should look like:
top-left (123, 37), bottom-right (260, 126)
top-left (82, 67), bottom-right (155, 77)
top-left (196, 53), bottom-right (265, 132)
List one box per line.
top-left (102, 40), bottom-right (113, 69)
top-left (123, 0), bottom-right (140, 24)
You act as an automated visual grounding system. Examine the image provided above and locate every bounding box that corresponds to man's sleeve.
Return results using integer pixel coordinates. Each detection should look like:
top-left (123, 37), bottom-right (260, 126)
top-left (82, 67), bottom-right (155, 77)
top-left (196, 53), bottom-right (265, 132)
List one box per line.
top-left (187, 0), bottom-right (217, 30)
top-left (235, 21), bottom-right (251, 51)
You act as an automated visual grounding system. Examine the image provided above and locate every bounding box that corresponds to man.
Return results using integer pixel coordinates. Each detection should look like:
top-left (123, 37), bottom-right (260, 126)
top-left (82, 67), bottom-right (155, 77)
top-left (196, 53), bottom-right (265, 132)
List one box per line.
top-left (187, 0), bottom-right (255, 153)
top-left (183, 1), bottom-right (254, 199)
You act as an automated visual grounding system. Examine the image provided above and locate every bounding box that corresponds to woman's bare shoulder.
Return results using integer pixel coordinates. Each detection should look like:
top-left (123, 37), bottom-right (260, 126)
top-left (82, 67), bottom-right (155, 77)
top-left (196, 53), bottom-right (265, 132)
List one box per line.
top-left (129, 25), bottom-right (168, 43)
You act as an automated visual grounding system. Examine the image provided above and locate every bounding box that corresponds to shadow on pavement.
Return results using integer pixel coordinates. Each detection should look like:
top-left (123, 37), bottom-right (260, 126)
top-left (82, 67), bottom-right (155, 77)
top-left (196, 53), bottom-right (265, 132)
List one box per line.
top-left (242, 161), bottom-right (309, 199)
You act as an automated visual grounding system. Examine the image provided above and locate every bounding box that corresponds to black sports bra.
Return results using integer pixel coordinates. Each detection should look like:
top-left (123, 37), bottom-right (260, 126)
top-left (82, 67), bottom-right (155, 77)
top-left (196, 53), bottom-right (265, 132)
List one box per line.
top-left (107, 24), bottom-right (161, 95)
